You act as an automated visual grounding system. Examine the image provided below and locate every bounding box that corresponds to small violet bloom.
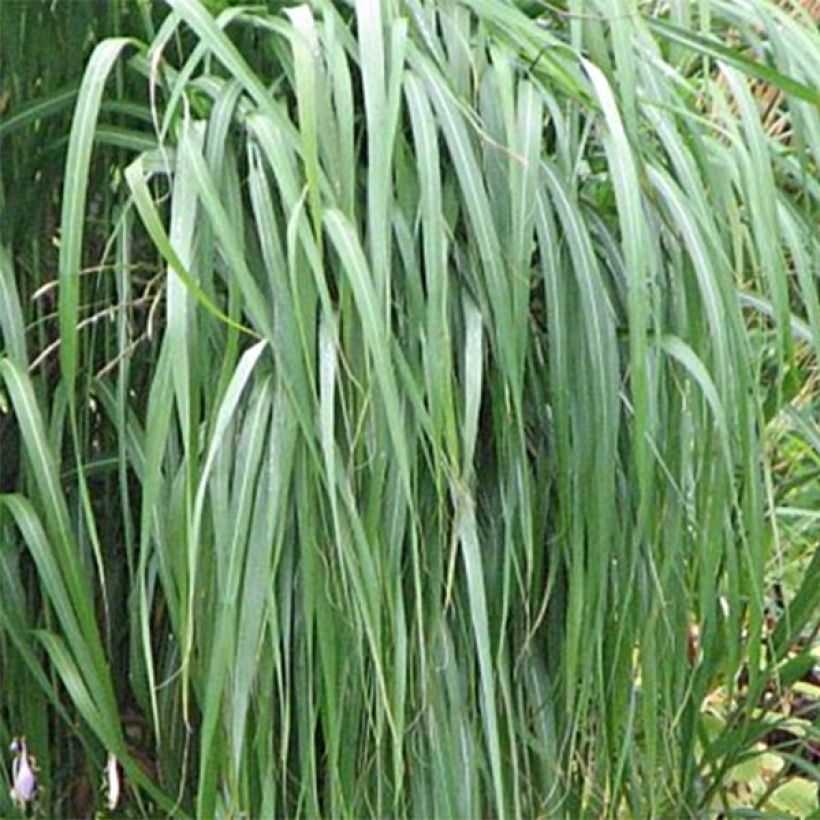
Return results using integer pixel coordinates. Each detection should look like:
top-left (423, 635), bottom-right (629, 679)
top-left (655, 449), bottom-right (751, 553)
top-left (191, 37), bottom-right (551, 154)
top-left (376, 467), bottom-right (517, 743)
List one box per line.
top-left (9, 736), bottom-right (37, 808)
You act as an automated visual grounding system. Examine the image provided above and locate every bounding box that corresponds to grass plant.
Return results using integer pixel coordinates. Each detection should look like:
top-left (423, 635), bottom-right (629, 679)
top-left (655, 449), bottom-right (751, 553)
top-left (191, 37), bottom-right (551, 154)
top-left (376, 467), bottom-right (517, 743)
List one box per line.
top-left (1, 0), bottom-right (818, 816)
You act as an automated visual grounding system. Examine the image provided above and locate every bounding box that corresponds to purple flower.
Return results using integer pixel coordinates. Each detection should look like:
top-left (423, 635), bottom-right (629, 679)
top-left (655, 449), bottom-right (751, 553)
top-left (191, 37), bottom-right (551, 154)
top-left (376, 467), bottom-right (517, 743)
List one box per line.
top-left (9, 737), bottom-right (37, 807)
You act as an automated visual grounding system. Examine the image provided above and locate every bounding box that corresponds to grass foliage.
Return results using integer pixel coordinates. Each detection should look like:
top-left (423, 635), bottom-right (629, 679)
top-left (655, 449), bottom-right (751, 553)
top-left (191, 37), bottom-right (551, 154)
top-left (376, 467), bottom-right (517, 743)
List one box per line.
top-left (1, 0), bottom-right (819, 816)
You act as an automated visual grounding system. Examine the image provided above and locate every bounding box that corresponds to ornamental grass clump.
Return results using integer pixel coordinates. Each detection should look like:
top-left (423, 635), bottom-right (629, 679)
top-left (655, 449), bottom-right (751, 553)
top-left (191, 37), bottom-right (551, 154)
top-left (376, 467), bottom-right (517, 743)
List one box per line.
top-left (0, 0), bottom-right (818, 816)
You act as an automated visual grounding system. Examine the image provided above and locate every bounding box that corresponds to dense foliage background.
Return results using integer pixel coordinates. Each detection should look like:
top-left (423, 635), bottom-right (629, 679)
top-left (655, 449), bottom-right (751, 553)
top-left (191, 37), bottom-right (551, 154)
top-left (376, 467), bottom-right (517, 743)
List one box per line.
top-left (1, 0), bottom-right (818, 816)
